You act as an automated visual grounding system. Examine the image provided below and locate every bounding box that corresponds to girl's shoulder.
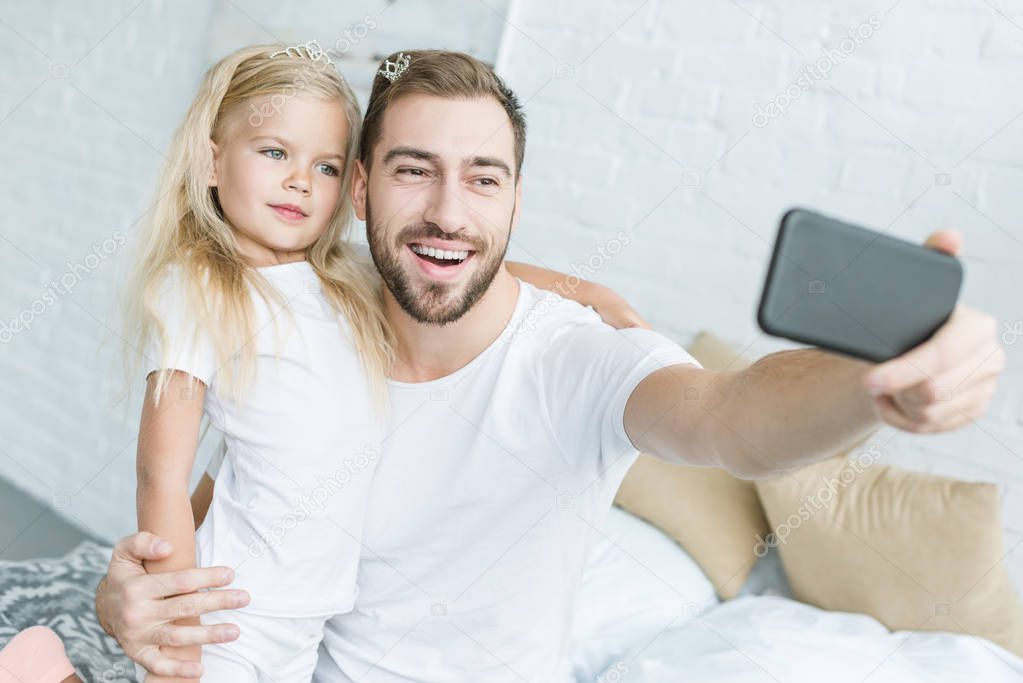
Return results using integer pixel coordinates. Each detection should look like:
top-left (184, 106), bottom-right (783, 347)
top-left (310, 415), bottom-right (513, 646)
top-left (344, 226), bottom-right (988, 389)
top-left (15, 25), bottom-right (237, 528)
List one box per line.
top-left (152, 261), bottom-right (209, 296)
top-left (142, 264), bottom-right (218, 387)
top-left (146, 263), bottom-right (214, 325)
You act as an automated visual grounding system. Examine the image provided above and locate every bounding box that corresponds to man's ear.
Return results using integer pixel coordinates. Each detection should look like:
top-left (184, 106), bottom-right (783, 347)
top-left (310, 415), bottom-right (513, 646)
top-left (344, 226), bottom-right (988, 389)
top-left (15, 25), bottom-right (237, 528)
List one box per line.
top-left (207, 139), bottom-right (220, 187)
top-left (352, 159), bottom-right (368, 221)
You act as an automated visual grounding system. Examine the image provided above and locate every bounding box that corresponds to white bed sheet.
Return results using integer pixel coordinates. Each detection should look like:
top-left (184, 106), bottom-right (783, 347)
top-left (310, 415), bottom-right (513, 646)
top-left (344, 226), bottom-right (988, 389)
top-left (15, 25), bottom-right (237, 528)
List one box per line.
top-left (578, 594), bottom-right (1023, 682)
top-left (571, 507), bottom-right (1023, 682)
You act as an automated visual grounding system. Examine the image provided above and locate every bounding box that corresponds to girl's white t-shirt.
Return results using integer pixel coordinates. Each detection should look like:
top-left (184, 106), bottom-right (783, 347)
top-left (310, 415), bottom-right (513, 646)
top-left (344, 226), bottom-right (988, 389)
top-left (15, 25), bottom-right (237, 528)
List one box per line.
top-left (144, 260), bottom-right (383, 617)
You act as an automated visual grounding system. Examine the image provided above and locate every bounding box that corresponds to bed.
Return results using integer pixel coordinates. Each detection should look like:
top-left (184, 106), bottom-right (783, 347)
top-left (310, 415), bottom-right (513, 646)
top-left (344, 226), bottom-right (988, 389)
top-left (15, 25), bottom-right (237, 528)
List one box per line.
top-left (2, 507), bottom-right (1022, 682)
top-left (569, 508), bottom-right (1023, 682)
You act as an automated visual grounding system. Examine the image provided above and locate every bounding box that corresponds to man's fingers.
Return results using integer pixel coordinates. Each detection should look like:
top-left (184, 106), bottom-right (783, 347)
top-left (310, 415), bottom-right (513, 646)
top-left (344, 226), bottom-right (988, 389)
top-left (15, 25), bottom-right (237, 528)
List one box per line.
top-left (865, 306), bottom-right (993, 394)
top-left (916, 377), bottom-right (997, 426)
top-left (134, 566), bottom-right (237, 601)
top-left (888, 353), bottom-right (995, 421)
top-left (869, 228), bottom-right (965, 393)
top-left (923, 229), bottom-right (963, 256)
top-left (931, 340), bottom-right (1003, 394)
top-left (136, 648), bottom-right (203, 679)
top-left (155, 588), bottom-right (250, 621)
top-left (156, 622), bottom-right (240, 648)
top-left (891, 383), bottom-right (931, 420)
top-left (619, 310), bottom-right (652, 330)
top-left (866, 340), bottom-right (944, 396)
top-left (877, 372), bottom-right (996, 430)
top-left (873, 395), bottom-right (931, 433)
top-left (113, 532), bottom-right (172, 564)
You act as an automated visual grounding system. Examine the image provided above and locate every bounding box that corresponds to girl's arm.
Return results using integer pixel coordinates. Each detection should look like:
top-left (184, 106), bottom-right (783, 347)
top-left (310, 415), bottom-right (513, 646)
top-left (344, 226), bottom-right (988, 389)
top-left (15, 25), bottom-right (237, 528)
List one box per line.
top-left (505, 261), bottom-right (651, 330)
top-left (136, 370), bottom-right (206, 682)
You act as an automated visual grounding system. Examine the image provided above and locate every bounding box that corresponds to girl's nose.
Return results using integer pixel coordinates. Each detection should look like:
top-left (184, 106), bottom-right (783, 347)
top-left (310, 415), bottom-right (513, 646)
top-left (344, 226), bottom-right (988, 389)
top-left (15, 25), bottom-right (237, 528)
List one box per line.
top-left (286, 171), bottom-right (311, 195)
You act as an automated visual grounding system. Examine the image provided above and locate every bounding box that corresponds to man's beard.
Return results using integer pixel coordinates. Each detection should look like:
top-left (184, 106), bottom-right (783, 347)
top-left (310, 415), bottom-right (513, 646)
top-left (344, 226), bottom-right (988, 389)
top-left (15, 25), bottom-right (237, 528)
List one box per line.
top-left (365, 204), bottom-right (510, 325)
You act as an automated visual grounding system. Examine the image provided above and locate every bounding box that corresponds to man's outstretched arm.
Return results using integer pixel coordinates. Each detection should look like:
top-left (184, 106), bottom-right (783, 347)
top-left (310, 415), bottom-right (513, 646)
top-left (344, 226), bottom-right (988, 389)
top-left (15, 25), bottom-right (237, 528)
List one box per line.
top-left (624, 231), bottom-right (1006, 479)
top-left (624, 349), bottom-right (882, 478)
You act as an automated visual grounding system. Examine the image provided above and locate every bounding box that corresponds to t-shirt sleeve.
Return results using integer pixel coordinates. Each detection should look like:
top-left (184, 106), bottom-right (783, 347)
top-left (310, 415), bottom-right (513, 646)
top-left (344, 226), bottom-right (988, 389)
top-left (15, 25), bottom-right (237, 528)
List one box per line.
top-left (142, 270), bottom-right (217, 386)
top-left (539, 322), bottom-right (702, 479)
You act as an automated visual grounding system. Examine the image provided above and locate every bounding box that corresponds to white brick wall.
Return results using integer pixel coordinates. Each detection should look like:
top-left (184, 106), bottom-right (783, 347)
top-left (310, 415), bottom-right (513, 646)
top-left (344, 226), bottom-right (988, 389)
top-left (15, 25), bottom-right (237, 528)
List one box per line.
top-left (0, 0), bottom-right (506, 544)
top-left (497, 0), bottom-right (1023, 587)
top-left (0, 0), bottom-right (219, 547)
top-left (1, 0), bottom-right (1020, 592)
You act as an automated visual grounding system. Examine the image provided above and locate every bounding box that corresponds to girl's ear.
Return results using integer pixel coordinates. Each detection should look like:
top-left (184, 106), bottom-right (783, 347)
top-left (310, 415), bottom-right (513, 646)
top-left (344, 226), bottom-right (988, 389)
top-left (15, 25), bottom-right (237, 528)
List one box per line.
top-left (208, 138), bottom-right (220, 187)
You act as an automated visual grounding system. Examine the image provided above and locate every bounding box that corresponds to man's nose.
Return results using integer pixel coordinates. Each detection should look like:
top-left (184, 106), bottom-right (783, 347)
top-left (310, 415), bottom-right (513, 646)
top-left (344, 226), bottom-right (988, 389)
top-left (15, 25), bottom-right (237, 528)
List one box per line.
top-left (422, 179), bottom-right (468, 234)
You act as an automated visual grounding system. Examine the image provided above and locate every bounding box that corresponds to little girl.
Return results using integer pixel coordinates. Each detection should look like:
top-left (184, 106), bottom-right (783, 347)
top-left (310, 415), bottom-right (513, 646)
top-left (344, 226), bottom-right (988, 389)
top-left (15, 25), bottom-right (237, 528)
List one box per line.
top-left (129, 41), bottom-right (390, 683)
top-left (0, 43), bottom-right (646, 682)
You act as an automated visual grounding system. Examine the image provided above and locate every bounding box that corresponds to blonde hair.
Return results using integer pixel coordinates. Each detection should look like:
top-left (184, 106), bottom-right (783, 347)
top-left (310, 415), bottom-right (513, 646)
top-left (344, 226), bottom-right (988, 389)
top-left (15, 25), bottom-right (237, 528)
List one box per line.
top-left (121, 44), bottom-right (394, 410)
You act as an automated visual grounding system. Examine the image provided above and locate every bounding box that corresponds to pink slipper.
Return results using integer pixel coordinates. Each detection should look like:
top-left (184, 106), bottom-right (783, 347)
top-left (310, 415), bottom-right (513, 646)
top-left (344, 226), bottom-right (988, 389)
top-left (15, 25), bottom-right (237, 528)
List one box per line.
top-left (0, 626), bottom-right (77, 682)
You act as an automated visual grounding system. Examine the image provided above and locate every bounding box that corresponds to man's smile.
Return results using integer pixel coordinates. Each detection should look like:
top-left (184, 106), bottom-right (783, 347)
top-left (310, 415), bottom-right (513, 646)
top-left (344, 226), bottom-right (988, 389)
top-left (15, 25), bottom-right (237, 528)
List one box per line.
top-left (406, 240), bottom-right (477, 281)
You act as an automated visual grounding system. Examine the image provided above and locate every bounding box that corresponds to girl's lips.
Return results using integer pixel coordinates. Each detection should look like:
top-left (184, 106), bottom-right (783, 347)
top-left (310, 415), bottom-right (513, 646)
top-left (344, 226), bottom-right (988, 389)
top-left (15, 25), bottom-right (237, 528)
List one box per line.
top-left (270, 204), bottom-right (307, 221)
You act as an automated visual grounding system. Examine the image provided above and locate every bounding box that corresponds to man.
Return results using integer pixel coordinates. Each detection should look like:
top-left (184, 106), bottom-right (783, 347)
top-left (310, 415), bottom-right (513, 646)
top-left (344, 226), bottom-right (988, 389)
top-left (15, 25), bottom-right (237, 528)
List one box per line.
top-left (96, 50), bottom-right (1004, 681)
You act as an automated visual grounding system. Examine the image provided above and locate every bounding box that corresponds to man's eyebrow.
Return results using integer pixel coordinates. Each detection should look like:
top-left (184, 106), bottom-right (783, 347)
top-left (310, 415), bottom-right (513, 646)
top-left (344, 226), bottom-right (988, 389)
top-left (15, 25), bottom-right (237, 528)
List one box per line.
top-left (382, 146), bottom-right (439, 165)
top-left (465, 155), bottom-right (512, 178)
top-left (382, 147), bottom-right (513, 178)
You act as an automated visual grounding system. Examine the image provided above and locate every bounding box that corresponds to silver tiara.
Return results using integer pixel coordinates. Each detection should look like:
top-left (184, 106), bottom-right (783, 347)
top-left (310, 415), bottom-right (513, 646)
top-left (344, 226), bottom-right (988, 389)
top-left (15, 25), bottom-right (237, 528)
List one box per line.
top-left (270, 40), bottom-right (336, 72)
top-left (378, 52), bottom-right (411, 82)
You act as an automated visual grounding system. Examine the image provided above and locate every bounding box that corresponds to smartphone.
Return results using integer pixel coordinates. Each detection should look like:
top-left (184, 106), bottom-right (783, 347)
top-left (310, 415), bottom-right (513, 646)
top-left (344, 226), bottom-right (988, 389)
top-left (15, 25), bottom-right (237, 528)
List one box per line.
top-left (756, 208), bottom-right (963, 363)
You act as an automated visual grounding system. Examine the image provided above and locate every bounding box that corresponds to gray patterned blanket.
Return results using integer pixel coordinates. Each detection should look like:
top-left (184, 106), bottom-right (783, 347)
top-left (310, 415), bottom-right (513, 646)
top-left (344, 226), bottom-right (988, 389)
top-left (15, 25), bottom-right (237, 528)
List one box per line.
top-left (0, 542), bottom-right (133, 682)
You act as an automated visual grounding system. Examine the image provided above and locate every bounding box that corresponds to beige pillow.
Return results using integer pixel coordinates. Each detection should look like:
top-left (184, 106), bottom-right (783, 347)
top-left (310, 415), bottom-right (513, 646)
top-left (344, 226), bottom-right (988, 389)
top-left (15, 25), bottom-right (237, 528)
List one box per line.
top-left (614, 331), bottom-right (770, 599)
top-left (756, 454), bottom-right (1023, 657)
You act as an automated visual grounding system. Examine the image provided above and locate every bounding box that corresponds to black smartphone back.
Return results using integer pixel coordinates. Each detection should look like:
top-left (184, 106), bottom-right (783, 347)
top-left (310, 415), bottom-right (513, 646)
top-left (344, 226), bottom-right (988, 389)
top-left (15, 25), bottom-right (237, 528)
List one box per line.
top-left (757, 208), bottom-right (963, 363)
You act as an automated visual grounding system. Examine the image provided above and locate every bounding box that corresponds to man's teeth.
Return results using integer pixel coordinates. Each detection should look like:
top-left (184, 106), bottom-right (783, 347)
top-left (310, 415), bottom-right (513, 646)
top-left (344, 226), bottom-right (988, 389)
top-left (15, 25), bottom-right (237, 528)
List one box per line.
top-left (410, 244), bottom-right (470, 261)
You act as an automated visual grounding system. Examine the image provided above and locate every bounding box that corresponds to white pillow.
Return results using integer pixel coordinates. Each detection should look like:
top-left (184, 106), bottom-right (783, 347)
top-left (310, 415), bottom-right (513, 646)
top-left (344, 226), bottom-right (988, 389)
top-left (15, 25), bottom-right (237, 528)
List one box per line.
top-left (569, 506), bottom-right (719, 679)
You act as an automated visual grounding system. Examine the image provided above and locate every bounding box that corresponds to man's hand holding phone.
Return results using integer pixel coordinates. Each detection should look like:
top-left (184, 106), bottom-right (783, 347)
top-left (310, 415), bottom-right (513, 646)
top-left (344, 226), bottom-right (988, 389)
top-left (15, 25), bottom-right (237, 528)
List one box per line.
top-left (862, 230), bottom-right (1005, 434)
top-left (758, 209), bottom-right (1005, 436)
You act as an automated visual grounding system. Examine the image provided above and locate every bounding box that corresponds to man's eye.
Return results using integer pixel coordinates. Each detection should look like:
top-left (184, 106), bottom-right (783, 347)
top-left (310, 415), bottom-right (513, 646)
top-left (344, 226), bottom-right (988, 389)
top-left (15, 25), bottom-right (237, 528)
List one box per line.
top-left (476, 177), bottom-right (498, 187)
top-left (398, 168), bottom-right (428, 177)
top-left (318, 163), bottom-right (339, 177)
top-left (261, 149), bottom-right (285, 160)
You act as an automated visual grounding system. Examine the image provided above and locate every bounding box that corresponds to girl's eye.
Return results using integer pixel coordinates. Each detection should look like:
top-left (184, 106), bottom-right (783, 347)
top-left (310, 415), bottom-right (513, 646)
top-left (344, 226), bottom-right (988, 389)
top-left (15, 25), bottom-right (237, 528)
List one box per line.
top-left (318, 163), bottom-right (339, 177)
top-left (261, 148), bottom-right (285, 160)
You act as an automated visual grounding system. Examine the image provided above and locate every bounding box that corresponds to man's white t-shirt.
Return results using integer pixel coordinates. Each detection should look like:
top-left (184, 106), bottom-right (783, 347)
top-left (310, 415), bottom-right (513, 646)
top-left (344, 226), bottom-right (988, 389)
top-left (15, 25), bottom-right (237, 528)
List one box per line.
top-left (147, 260), bottom-right (383, 617)
top-left (294, 278), bottom-right (701, 681)
top-left (203, 276), bottom-right (703, 678)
